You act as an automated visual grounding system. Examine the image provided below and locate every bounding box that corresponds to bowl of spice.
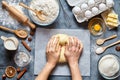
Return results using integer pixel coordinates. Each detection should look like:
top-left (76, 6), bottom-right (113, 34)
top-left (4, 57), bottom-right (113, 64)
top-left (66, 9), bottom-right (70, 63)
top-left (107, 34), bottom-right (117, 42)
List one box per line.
top-left (28, 0), bottom-right (59, 26)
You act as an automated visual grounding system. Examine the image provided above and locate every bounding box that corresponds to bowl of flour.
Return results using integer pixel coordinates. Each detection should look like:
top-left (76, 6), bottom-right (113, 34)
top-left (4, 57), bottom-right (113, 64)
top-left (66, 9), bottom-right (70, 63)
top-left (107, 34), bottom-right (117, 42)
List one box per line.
top-left (29, 0), bottom-right (59, 26)
top-left (98, 54), bottom-right (120, 79)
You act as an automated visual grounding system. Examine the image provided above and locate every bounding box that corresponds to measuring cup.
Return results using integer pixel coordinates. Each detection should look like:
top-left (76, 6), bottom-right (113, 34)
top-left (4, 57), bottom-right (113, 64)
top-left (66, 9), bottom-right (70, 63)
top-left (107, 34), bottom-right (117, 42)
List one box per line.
top-left (1, 36), bottom-right (19, 50)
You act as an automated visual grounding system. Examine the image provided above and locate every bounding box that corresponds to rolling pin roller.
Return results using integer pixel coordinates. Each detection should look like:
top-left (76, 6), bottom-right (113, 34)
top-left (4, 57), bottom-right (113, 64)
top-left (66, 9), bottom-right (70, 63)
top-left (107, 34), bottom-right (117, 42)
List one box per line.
top-left (2, 1), bottom-right (36, 30)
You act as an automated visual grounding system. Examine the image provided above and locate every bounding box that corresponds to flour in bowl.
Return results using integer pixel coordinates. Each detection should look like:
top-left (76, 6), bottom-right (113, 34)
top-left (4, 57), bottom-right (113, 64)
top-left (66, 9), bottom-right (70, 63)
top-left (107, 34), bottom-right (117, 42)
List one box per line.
top-left (30, 0), bottom-right (59, 25)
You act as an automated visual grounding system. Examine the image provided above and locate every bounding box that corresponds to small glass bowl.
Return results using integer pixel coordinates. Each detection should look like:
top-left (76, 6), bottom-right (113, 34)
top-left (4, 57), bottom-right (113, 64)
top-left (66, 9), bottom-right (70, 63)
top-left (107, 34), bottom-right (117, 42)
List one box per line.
top-left (88, 18), bottom-right (106, 36)
top-left (98, 54), bottom-right (120, 79)
top-left (14, 51), bottom-right (32, 67)
top-left (28, 0), bottom-right (60, 26)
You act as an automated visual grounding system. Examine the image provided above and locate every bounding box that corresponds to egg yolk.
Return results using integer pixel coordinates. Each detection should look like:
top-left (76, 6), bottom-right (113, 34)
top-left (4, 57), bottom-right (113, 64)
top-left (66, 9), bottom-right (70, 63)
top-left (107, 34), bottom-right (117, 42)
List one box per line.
top-left (93, 23), bottom-right (101, 32)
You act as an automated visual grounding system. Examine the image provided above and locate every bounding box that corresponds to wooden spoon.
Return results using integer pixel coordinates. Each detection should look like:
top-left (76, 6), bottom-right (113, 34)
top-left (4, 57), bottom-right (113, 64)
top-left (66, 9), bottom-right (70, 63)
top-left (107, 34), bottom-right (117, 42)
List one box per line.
top-left (19, 2), bottom-right (46, 21)
top-left (96, 40), bottom-right (120, 54)
top-left (96, 34), bottom-right (117, 45)
top-left (0, 26), bottom-right (28, 39)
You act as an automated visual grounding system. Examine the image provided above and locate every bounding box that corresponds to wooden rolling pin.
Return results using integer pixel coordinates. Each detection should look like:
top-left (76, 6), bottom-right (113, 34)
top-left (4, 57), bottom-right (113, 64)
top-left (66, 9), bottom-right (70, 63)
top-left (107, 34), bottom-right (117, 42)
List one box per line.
top-left (2, 1), bottom-right (36, 30)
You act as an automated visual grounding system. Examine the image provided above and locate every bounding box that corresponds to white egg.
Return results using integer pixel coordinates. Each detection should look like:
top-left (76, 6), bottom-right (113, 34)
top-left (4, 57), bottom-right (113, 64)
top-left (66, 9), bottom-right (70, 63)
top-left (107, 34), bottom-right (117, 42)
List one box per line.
top-left (92, 7), bottom-right (99, 15)
top-left (106, 0), bottom-right (114, 7)
top-left (85, 10), bottom-right (92, 18)
top-left (81, 3), bottom-right (88, 11)
top-left (88, 0), bottom-right (95, 6)
top-left (99, 3), bottom-right (107, 11)
top-left (72, 6), bottom-right (82, 15)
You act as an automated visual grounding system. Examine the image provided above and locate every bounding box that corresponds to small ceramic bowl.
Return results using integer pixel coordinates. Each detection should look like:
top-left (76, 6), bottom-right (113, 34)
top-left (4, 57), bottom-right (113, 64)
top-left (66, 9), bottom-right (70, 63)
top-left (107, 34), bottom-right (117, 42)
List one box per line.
top-left (28, 0), bottom-right (60, 26)
top-left (98, 54), bottom-right (120, 79)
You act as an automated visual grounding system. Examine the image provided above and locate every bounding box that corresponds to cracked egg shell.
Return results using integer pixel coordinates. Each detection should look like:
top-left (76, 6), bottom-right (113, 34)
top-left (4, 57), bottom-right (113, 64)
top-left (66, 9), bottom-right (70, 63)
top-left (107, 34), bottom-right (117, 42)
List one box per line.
top-left (92, 7), bottom-right (99, 15)
top-left (72, 6), bottom-right (82, 15)
top-left (85, 10), bottom-right (92, 18)
top-left (99, 3), bottom-right (107, 11)
top-left (81, 3), bottom-right (88, 11)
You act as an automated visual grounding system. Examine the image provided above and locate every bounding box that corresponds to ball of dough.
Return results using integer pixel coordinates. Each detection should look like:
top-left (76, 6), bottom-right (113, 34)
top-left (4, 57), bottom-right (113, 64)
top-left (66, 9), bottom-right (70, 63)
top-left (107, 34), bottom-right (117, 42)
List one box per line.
top-left (55, 34), bottom-right (69, 63)
top-left (48, 34), bottom-right (83, 63)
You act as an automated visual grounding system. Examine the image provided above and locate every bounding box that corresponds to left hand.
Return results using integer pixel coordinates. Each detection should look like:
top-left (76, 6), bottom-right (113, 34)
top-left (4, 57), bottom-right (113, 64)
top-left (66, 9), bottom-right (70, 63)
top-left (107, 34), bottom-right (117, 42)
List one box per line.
top-left (46, 36), bottom-right (61, 67)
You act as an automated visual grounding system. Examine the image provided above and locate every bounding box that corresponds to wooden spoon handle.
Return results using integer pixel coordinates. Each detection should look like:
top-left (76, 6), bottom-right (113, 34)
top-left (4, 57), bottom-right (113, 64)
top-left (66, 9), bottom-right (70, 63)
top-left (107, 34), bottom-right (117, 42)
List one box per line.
top-left (105, 34), bottom-right (117, 41)
top-left (105, 40), bottom-right (120, 49)
top-left (19, 3), bottom-right (35, 12)
top-left (0, 26), bottom-right (14, 33)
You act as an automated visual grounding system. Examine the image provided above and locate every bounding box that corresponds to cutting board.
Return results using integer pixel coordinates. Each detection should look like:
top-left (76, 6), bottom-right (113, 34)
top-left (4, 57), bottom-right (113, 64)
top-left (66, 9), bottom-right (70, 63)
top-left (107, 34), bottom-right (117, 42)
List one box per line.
top-left (34, 28), bottom-right (90, 76)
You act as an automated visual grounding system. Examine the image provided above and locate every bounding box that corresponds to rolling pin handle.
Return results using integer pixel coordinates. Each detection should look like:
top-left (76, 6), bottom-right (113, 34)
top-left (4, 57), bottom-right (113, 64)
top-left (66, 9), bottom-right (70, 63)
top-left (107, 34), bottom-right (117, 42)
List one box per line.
top-left (26, 21), bottom-right (36, 30)
top-left (2, 1), bottom-right (9, 8)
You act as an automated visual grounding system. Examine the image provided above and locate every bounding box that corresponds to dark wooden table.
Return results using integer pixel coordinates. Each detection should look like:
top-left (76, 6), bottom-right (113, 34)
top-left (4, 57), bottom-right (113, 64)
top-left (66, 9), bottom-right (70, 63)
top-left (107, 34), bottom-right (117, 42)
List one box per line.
top-left (0, 0), bottom-right (120, 80)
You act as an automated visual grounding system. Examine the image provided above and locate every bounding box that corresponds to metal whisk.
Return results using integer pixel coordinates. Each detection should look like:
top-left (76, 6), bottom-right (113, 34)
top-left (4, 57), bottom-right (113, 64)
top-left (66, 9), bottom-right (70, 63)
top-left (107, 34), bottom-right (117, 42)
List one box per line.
top-left (59, 0), bottom-right (71, 28)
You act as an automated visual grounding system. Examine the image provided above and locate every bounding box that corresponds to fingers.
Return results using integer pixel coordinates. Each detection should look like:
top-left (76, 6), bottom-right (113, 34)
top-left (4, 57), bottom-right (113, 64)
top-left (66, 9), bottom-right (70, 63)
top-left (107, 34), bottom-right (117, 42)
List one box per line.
top-left (78, 41), bottom-right (83, 53)
top-left (46, 36), bottom-right (60, 53)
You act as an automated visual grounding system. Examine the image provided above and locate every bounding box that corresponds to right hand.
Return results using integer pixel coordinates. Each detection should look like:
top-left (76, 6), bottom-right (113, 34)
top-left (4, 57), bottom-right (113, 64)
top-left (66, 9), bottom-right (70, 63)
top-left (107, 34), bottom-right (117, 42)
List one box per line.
top-left (64, 37), bottom-right (83, 65)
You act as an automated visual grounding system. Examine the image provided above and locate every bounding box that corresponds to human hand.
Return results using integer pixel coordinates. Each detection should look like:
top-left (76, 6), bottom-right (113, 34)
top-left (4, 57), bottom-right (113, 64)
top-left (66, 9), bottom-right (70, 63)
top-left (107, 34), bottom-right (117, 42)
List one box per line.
top-left (64, 37), bottom-right (83, 66)
top-left (46, 36), bottom-right (61, 67)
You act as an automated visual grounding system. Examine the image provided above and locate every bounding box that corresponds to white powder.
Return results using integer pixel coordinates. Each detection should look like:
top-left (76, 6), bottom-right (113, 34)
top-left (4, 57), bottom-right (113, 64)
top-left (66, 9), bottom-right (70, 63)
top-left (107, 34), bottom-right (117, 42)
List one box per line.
top-left (4, 40), bottom-right (16, 50)
top-left (99, 55), bottom-right (119, 77)
top-left (30, 0), bottom-right (59, 24)
top-left (96, 47), bottom-right (104, 54)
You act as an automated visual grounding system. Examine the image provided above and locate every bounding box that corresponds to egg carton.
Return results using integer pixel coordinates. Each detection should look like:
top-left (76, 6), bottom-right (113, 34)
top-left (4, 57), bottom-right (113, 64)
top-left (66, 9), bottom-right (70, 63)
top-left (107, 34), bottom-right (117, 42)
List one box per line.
top-left (68, 0), bottom-right (114, 23)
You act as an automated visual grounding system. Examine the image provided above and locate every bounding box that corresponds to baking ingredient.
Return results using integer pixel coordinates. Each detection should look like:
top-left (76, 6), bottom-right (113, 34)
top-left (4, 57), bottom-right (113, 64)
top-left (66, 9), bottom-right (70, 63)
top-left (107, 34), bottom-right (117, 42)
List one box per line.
top-left (17, 68), bottom-right (27, 80)
top-left (14, 51), bottom-right (31, 67)
top-left (93, 23), bottom-right (101, 32)
top-left (85, 10), bottom-right (92, 18)
top-left (2, 74), bottom-right (6, 80)
top-left (99, 3), bottom-right (106, 11)
top-left (5, 66), bottom-right (16, 78)
top-left (54, 34), bottom-right (69, 63)
top-left (98, 55), bottom-right (119, 77)
top-left (106, 13), bottom-right (118, 27)
top-left (92, 7), bottom-right (99, 15)
top-left (21, 40), bottom-right (31, 52)
top-left (28, 37), bottom-right (32, 42)
top-left (106, 0), bottom-right (114, 7)
top-left (30, 0), bottom-right (59, 24)
top-left (72, 6), bottom-right (82, 15)
top-left (4, 40), bottom-right (16, 50)
top-left (115, 46), bottom-right (120, 51)
top-left (96, 35), bottom-right (117, 45)
top-left (81, 3), bottom-right (88, 11)
top-left (16, 30), bottom-right (28, 38)
top-left (17, 67), bottom-right (21, 73)
top-left (88, 0), bottom-right (95, 6)
top-left (96, 47), bottom-right (104, 54)
top-left (48, 34), bottom-right (83, 63)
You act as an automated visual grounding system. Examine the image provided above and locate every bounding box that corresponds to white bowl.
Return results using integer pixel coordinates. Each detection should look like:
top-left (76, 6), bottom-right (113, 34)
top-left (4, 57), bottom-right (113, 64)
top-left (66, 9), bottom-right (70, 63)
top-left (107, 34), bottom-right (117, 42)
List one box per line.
top-left (28, 0), bottom-right (60, 26)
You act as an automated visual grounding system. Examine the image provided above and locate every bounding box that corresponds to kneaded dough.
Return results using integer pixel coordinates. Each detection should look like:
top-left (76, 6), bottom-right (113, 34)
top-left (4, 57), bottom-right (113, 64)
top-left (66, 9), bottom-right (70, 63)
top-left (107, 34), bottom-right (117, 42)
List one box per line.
top-left (55, 34), bottom-right (69, 63)
top-left (47, 34), bottom-right (82, 63)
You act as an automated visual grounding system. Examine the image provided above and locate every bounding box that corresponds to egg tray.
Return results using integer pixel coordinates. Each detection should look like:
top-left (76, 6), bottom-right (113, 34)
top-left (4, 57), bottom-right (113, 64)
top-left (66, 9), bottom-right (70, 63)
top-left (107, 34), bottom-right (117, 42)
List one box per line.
top-left (71, 0), bottom-right (114, 23)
